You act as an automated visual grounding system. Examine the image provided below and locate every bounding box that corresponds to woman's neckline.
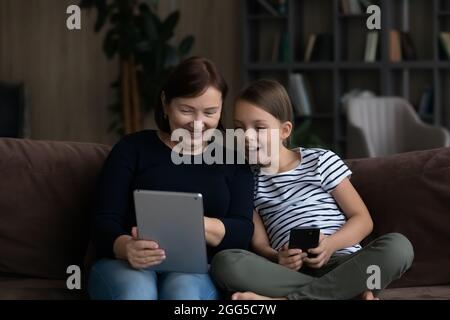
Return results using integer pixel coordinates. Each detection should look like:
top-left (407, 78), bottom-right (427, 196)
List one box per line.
top-left (155, 130), bottom-right (209, 156)
top-left (156, 130), bottom-right (175, 152)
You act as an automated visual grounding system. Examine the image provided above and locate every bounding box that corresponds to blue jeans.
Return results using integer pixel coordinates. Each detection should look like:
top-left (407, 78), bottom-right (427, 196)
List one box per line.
top-left (88, 259), bottom-right (220, 300)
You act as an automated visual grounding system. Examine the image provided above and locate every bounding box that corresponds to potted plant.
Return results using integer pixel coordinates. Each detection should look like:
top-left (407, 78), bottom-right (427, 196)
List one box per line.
top-left (80, 0), bottom-right (194, 135)
top-left (291, 118), bottom-right (328, 149)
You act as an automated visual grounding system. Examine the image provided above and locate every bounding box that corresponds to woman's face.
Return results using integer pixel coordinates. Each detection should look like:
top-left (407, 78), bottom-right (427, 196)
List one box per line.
top-left (233, 99), bottom-right (290, 165)
top-left (164, 86), bottom-right (223, 141)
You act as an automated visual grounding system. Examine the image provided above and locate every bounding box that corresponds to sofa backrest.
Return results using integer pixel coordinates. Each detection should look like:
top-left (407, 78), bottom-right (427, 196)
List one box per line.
top-left (346, 147), bottom-right (450, 288)
top-left (1, 138), bottom-right (448, 289)
top-left (0, 138), bottom-right (110, 279)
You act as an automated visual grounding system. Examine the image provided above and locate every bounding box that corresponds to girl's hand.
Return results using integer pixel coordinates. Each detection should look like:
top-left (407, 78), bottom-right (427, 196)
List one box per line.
top-left (126, 227), bottom-right (166, 269)
top-left (278, 244), bottom-right (308, 271)
top-left (303, 233), bottom-right (335, 269)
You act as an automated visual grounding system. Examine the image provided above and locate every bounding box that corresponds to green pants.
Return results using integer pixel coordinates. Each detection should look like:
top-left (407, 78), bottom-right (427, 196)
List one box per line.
top-left (210, 233), bottom-right (414, 300)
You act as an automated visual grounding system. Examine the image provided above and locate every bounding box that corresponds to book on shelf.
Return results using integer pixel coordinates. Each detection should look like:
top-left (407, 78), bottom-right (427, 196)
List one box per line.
top-left (418, 87), bottom-right (434, 117)
top-left (349, 0), bottom-right (362, 14)
top-left (279, 32), bottom-right (289, 62)
top-left (439, 32), bottom-right (450, 60)
top-left (277, 0), bottom-right (287, 15)
top-left (401, 0), bottom-right (410, 32)
top-left (304, 34), bottom-right (317, 62)
top-left (265, 31), bottom-right (288, 63)
top-left (400, 32), bottom-right (417, 60)
top-left (340, 0), bottom-right (351, 15)
top-left (359, 0), bottom-right (374, 11)
top-left (304, 33), bottom-right (333, 62)
top-left (364, 31), bottom-right (379, 62)
top-left (257, 0), bottom-right (280, 16)
top-left (389, 30), bottom-right (402, 62)
top-left (256, 0), bottom-right (287, 16)
top-left (341, 0), bottom-right (373, 15)
top-left (271, 33), bottom-right (281, 62)
top-left (288, 73), bottom-right (313, 117)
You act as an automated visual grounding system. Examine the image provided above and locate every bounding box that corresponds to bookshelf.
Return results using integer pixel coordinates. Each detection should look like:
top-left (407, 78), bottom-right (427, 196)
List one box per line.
top-left (242, 0), bottom-right (450, 157)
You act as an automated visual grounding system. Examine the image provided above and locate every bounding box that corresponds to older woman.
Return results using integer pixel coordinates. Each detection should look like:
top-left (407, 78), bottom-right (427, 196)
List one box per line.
top-left (88, 57), bottom-right (254, 300)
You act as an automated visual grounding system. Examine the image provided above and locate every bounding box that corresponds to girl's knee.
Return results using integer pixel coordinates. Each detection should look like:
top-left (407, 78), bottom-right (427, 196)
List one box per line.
top-left (210, 249), bottom-right (254, 290)
top-left (211, 249), bottom-right (250, 274)
top-left (379, 233), bottom-right (414, 272)
top-left (387, 233), bottom-right (414, 263)
top-left (212, 249), bottom-right (248, 267)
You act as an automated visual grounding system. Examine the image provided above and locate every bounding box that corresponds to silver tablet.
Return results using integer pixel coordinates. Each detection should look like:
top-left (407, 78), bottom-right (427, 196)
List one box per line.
top-left (133, 189), bottom-right (208, 274)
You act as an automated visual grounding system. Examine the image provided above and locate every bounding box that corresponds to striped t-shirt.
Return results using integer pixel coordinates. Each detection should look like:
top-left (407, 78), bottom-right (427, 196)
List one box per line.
top-left (254, 147), bottom-right (362, 256)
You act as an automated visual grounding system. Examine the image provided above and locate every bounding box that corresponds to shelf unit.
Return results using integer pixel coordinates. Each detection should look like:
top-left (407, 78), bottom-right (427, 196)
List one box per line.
top-left (242, 0), bottom-right (450, 156)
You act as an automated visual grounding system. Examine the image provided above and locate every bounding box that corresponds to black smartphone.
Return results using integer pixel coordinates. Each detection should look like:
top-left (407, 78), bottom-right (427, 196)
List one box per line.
top-left (289, 227), bottom-right (320, 256)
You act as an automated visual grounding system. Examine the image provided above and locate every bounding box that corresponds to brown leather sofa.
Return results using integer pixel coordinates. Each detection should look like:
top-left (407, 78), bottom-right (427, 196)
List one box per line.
top-left (0, 137), bottom-right (449, 299)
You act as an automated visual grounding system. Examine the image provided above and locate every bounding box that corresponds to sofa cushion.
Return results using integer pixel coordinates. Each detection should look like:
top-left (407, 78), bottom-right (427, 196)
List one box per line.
top-left (0, 138), bottom-right (110, 280)
top-left (378, 285), bottom-right (450, 300)
top-left (0, 276), bottom-right (88, 300)
top-left (346, 147), bottom-right (450, 288)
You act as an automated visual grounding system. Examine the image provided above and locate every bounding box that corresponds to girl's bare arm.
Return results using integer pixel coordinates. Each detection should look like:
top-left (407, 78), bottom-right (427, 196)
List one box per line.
top-left (328, 177), bottom-right (374, 251)
top-left (251, 210), bottom-right (278, 262)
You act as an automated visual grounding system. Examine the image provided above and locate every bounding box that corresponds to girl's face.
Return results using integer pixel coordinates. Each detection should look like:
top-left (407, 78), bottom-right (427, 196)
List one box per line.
top-left (163, 86), bottom-right (222, 142)
top-left (233, 99), bottom-right (292, 165)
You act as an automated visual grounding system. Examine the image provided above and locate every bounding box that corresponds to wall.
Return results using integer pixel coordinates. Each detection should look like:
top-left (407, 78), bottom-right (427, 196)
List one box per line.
top-left (0, 0), bottom-right (241, 145)
top-left (159, 0), bottom-right (242, 128)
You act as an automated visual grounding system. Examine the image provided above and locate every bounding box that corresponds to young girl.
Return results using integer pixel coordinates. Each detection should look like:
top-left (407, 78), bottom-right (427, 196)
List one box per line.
top-left (210, 79), bottom-right (414, 300)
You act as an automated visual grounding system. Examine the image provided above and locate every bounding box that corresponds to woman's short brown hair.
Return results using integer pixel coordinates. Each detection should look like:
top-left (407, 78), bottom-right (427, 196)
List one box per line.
top-left (154, 56), bottom-right (228, 132)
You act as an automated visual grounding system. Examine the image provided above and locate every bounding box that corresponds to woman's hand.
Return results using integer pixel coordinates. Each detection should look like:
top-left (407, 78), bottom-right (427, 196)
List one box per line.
top-left (125, 227), bottom-right (166, 269)
top-left (278, 244), bottom-right (308, 271)
top-left (303, 233), bottom-right (335, 269)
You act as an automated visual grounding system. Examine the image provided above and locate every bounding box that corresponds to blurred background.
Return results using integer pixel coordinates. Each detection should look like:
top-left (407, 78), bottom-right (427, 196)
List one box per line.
top-left (1, 0), bottom-right (450, 158)
top-left (0, 0), bottom-right (241, 145)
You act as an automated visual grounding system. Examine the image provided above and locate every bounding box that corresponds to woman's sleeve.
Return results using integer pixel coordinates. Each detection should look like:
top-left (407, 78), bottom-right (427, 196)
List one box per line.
top-left (91, 137), bottom-right (137, 258)
top-left (213, 164), bottom-right (255, 253)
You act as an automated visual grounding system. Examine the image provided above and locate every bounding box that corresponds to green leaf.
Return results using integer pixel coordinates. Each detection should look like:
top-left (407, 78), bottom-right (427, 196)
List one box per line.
top-left (108, 119), bottom-right (120, 132)
top-left (139, 2), bottom-right (161, 36)
top-left (94, 1), bottom-right (109, 32)
top-left (165, 45), bottom-right (179, 67)
top-left (138, 3), bottom-right (151, 14)
top-left (160, 11), bottom-right (179, 40)
top-left (110, 12), bottom-right (119, 24)
top-left (178, 35), bottom-right (194, 56)
top-left (134, 40), bottom-right (151, 53)
top-left (154, 44), bottom-right (166, 74)
top-left (79, 0), bottom-right (96, 9)
top-left (110, 80), bottom-right (120, 89)
top-left (162, 11), bottom-right (179, 30)
top-left (292, 118), bottom-right (327, 148)
top-left (143, 16), bottom-right (158, 40)
top-left (83, 0), bottom-right (196, 134)
top-left (107, 102), bottom-right (121, 112)
top-left (103, 28), bottom-right (119, 59)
